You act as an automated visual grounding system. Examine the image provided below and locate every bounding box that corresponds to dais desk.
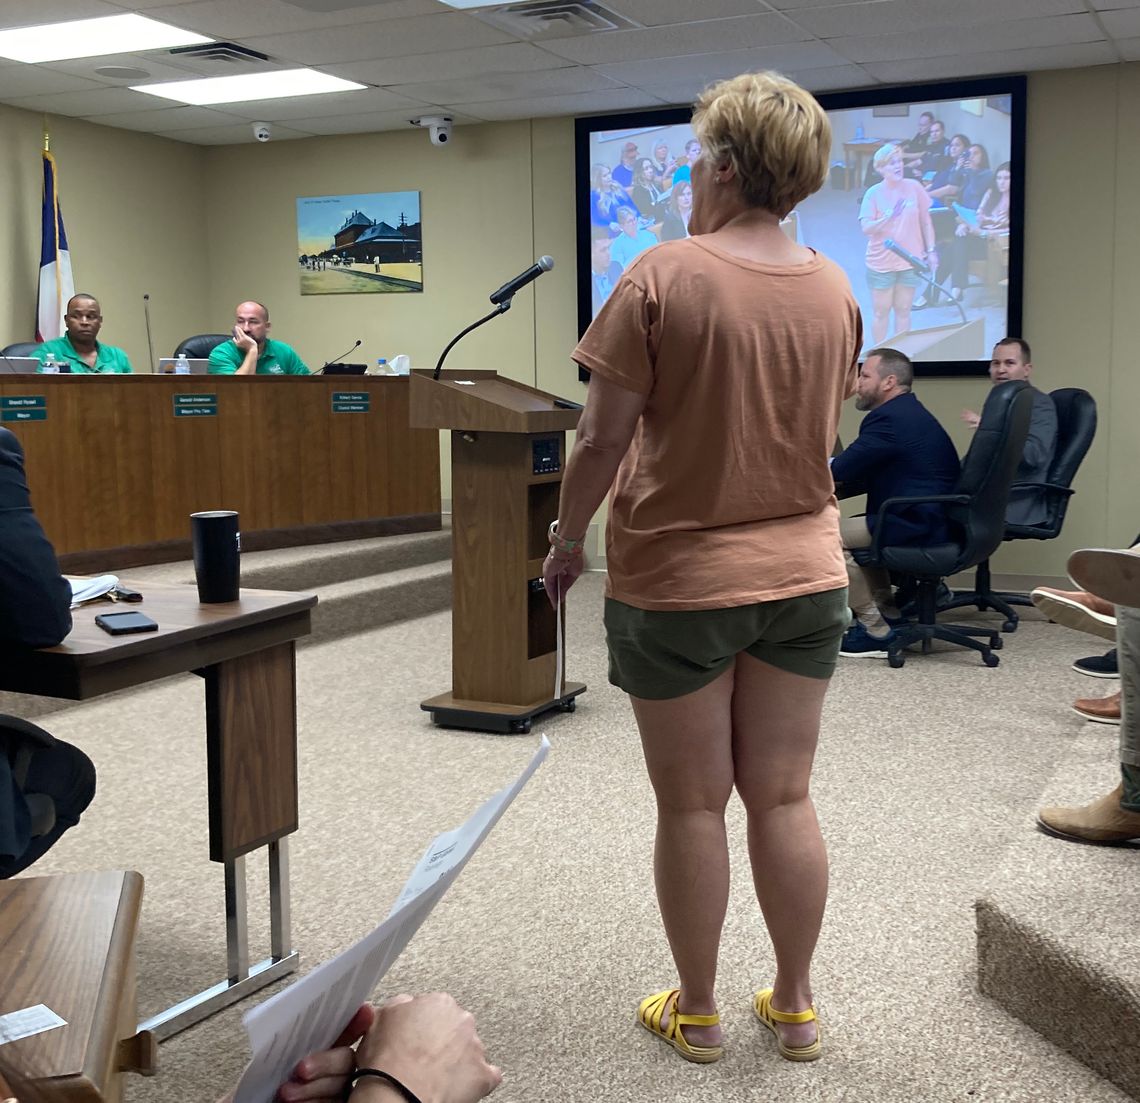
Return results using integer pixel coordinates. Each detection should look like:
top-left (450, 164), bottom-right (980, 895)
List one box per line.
top-left (0, 374), bottom-right (441, 572)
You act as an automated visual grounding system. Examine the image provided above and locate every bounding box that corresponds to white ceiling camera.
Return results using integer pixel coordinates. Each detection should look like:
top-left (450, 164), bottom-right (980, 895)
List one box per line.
top-left (253, 122), bottom-right (272, 143)
top-left (412, 115), bottom-right (452, 147)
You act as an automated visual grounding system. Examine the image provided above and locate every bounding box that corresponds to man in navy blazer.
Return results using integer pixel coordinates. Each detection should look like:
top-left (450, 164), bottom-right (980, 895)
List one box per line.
top-left (831, 348), bottom-right (961, 657)
top-left (0, 427), bottom-right (95, 877)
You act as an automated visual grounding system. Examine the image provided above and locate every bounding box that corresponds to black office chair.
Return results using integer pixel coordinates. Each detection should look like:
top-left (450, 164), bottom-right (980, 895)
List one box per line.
top-left (0, 716), bottom-right (60, 842)
top-left (853, 380), bottom-right (1033, 668)
top-left (941, 388), bottom-right (1097, 631)
top-left (174, 334), bottom-right (230, 359)
top-left (1, 342), bottom-right (41, 358)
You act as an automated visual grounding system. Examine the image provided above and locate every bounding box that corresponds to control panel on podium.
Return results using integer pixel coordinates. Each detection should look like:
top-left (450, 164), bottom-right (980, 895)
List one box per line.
top-left (410, 369), bottom-right (586, 734)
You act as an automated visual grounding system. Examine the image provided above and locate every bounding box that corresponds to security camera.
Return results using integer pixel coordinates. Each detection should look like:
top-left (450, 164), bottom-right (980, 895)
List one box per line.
top-left (412, 115), bottom-right (452, 147)
top-left (253, 122), bottom-right (271, 143)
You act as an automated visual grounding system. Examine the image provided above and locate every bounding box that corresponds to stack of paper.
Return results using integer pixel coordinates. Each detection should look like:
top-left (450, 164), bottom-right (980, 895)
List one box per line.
top-left (66, 574), bottom-right (118, 608)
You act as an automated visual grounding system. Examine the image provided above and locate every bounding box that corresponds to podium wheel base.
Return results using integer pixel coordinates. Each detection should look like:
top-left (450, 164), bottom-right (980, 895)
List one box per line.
top-left (422, 683), bottom-right (586, 735)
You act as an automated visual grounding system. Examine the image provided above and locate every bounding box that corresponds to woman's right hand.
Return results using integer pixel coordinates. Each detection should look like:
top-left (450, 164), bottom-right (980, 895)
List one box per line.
top-left (352, 994), bottom-right (502, 1103)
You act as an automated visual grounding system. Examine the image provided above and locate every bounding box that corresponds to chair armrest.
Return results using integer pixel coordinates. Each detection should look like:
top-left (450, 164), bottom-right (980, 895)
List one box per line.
top-left (868, 494), bottom-right (971, 558)
top-left (1008, 482), bottom-right (1075, 497)
top-left (0, 716), bottom-right (56, 753)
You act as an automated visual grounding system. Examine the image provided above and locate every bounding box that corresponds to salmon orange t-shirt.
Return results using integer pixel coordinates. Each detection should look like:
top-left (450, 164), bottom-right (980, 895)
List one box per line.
top-left (573, 237), bottom-right (861, 612)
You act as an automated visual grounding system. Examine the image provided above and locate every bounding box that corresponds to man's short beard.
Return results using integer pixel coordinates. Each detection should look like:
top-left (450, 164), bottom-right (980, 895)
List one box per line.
top-left (855, 395), bottom-right (873, 411)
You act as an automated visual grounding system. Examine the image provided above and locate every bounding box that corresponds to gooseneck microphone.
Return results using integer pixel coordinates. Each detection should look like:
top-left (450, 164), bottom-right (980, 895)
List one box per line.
top-left (882, 238), bottom-right (928, 272)
top-left (142, 292), bottom-right (156, 374)
top-left (433, 256), bottom-right (556, 380)
top-left (488, 255), bottom-right (554, 306)
top-left (883, 238), bottom-right (967, 325)
top-left (320, 339), bottom-right (362, 373)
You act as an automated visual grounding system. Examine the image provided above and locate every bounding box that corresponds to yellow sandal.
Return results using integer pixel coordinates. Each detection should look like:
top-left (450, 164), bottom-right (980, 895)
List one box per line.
top-left (637, 988), bottom-right (723, 1063)
top-left (753, 988), bottom-right (822, 1062)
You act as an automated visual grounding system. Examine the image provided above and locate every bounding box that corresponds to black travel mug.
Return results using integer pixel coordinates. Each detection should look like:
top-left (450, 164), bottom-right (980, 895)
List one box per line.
top-left (191, 511), bottom-right (241, 603)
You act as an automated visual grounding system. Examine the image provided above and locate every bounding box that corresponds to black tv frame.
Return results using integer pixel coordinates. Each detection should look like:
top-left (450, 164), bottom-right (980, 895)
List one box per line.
top-left (574, 74), bottom-right (1027, 381)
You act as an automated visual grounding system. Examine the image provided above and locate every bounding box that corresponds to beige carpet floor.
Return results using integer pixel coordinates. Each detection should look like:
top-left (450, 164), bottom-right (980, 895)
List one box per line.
top-left (24, 572), bottom-right (1132, 1103)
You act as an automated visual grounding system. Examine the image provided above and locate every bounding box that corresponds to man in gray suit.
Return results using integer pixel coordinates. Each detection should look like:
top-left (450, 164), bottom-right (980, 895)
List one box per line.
top-left (962, 337), bottom-right (1057, 525)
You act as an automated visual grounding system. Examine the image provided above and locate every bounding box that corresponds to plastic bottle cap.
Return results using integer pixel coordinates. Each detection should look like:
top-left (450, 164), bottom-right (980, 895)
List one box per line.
top-left (378, 359), bottom-right (387, 365)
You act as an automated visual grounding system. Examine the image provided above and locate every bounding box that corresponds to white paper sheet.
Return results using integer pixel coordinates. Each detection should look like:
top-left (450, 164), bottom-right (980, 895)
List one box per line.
top-left (231, 735), bottom-right (550, 1103)
top-left (65, 574), bottom-right (118, 607)
top-left (0, 1004), bottom-right (67, 1045)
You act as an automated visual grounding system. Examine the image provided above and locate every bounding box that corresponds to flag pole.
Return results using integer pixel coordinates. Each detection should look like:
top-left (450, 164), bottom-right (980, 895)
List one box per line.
top-left (43, 117), bottom-right (49, 153)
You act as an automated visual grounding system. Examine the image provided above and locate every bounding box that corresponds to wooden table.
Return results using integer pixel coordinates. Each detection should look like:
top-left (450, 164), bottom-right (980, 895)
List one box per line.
top-left (0, 871), bottom-right (154, 1102)
top-left (0, 582), bottom-right (316, 1040)
top-left (843, 139), bottom-right (884, 189)
top-left (0, 374), bottom-right (441, 572)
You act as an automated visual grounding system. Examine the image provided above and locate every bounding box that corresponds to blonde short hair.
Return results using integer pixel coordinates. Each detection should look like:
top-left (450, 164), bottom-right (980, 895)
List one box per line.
top-left (691, 71), bottom-right (831, 216)
top-left (872, 142), bottom-right (901, 170)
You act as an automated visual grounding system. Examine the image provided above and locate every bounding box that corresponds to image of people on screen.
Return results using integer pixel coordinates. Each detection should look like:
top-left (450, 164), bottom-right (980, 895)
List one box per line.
top-left (582, 93), bottom-right (1016, 362)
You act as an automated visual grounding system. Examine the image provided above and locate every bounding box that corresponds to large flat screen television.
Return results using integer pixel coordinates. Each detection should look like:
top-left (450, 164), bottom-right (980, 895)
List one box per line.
top-left (575, 75), bottom-right (1025, 379)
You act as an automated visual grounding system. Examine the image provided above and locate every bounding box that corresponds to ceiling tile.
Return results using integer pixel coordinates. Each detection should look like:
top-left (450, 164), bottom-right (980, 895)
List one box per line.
top-left (536, 14), bottom-right (810, 65)
top-left (81, 103), bottom-right (243, 129)
top-left (239, 11), bottom-right (515, 66)
top-left (7, 84), bottom-right (161, 115)
top-left (0, 0), bottom-right (121, 29)
top-left (1107, 35), bottom-right (1140, 59)
top-left (830, 13), bottom-right (1104, 63)
top-left (334, 41), bottom-right (559, 86)
top-left (156, 120), bottom-right (313, 143)
top-left (1100, 7), bottom-right (1140, 35)
top-left (603, 0), bottom-right (770, 25)
top-left (143, 0), bottom-right (439, 39)
top-left (762, 0), bottom-right (883, 8)
top-left (389, 66), bottom-right (621, 106)
top-left (592, 41), bottom-right (851, 86)
top-left (862, 40), bottom-right (1119, 82)
top-left (453, 87), bottom-right (668, 122)
top-left (786, 64), bottom-right (877, 91)
top-left (1087, 0), bottom-right (1140, 8)
top-left (792, 0), bottom-right (1084, 39)
top-left (40, 52), bottom-right (211, 82)
top-left (216, 86), bottom-right (424, 121)
top-left (0, 64), bottom-right (106, 98)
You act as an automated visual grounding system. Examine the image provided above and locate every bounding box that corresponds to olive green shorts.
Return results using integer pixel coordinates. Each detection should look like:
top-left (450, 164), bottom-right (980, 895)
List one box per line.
top-left (604, 587), bottom-right (850, 700)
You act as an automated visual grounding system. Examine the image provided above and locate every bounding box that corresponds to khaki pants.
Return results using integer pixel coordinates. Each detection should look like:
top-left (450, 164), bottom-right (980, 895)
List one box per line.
top-left (840, 516), bottom-right (895, 624)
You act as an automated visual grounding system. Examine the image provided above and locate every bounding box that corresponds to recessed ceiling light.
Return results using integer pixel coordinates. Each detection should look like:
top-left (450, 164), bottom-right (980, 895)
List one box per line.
top-left (0, 14), bottom-right (210, 64)
top-left (436, 1), bottom-right (497, 7)
top-left (131, 69), bottom-right (367, 106)
top-left (95, 66), bottom-right (152, 81)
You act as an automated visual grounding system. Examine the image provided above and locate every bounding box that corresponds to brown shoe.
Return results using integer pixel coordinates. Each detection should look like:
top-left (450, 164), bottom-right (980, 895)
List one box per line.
top-left (1037, 784), bottom-right (1140, 845)
top-left (1068, 548), bottom-right (1140, 609)
top-left (1030, 586), bottom-right (1116, 641)
top-left (1072, 689), bottom-right (1122, 724)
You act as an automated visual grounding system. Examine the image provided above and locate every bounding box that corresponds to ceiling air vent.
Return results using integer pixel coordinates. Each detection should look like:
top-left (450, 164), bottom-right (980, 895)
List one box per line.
top-left (470, 1), bottom-right (640, 40)
top-left (168, 42), bottom-right (271, 64)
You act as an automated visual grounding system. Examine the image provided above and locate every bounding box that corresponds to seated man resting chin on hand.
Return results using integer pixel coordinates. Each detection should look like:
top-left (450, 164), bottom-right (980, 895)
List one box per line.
top-left (208, 300), bottom-right (309, 376)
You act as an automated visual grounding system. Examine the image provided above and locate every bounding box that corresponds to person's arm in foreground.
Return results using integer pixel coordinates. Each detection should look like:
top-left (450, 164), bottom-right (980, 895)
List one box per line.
top-left (541, 371), bottom-right (647, 607)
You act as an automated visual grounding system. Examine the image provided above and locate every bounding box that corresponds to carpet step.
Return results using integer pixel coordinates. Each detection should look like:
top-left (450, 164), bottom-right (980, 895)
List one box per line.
top-left (976, 724), bottom-right (1140, 1100)
top-left (122, 528), bottom-right (451, 592)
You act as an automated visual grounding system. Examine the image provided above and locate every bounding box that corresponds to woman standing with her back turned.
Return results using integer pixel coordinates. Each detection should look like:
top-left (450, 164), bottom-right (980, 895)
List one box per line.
top-left (542, 71), bottom-right (861, 1065)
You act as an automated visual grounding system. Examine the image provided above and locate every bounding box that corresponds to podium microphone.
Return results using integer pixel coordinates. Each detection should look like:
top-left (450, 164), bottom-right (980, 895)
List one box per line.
top-left (489, 255), bottom-right (554, 306)
top-left (142, 292), bottom-right (156, 374)
top-left (433, 255), bottom-right (556, 380)
top-left (318, 339), bottom-right (362, 373)
top-left (883, 239), bottom-right (929, 272)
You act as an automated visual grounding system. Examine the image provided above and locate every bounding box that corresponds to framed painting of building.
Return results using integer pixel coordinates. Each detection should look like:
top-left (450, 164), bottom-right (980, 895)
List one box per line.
top-left (296, 191), bottom-right (423, 295)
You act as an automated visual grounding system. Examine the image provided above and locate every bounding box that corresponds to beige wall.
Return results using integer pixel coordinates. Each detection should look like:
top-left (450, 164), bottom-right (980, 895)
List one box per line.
top-left (3, 63), bottom-right (1138, 578)
top-left (0, 106), bottom-right (209, 372)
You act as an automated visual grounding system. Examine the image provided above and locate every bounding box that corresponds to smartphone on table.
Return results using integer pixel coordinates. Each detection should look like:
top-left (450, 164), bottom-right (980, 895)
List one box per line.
top-left (94, 611), bottom-right (159, 635)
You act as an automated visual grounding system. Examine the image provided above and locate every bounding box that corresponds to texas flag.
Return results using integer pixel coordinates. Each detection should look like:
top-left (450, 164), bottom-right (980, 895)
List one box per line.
top-left (35, 149), bottom-right (75, 342)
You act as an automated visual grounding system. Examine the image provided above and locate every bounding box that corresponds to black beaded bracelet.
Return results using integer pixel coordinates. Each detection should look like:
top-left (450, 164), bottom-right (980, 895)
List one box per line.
top-left (346, 1068), bottom-right (423, 1103)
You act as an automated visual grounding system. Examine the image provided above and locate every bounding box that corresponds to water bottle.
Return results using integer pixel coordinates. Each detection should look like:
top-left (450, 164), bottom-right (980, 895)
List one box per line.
top-left (174, 352), bottom-right (191, 375)
top-left (377, 358), bottom-right (388, 374)
top-left (855, 123), bottom-right (865, 141)
top-left (41, 353), bottom-right (59, 374)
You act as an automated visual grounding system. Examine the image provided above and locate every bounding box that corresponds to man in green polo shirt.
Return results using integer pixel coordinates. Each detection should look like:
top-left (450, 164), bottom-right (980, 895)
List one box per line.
top-left (34, 293), bottom-right (133, 374)
top-left (208, 301), bottom-right (309, 375)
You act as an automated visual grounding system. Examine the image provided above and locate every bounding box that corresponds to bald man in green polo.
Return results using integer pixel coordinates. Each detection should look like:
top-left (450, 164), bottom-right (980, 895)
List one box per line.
top-left (34, 293), bottom-right (132, 374)
top-left (208, 301), bottom-right (309, 375)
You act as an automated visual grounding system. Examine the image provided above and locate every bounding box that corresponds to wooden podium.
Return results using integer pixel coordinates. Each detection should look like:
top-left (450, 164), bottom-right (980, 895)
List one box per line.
top-left (410, 369), bottom-right (587, 733)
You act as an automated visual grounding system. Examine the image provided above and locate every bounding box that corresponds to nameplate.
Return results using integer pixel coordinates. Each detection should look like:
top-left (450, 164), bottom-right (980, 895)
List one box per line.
top-left (173, 393), bottom-right (218, 418)
top-left (332, 391), bottom-right (370, 413)
top-left (1, 395), bottom-right (47, 422)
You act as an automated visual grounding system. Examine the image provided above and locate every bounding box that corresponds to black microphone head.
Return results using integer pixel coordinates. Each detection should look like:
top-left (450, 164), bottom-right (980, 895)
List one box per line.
top-left (538, 255), bottom-right (554, 272)
top-left (143, 293), bottom-right (149, 300)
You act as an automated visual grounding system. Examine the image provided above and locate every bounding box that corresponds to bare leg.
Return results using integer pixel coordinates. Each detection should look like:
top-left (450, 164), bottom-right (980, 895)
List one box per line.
top-left (732, 652), bottom-right (831, 1049)
top-left (631, 668), bottom-right (736, 1047)
top-left (870, 287), bottom-right (893, 345)
top-left (891, 282), bottom-right (917, 338)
